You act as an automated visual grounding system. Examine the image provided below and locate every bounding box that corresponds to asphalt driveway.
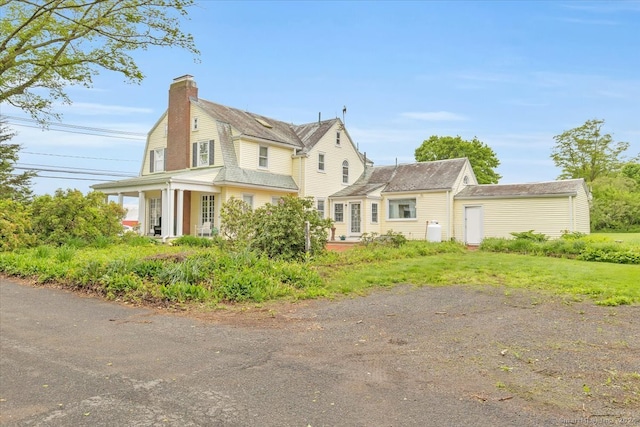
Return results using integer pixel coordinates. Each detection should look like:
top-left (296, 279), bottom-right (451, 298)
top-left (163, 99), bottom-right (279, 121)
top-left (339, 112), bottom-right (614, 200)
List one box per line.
top-left (1, 277), bottom-right (638, 426)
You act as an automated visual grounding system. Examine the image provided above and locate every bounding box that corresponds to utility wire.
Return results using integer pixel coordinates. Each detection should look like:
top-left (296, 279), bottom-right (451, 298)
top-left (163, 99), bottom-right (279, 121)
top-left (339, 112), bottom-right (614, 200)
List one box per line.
top-left (15, 166), bottom-right (136, 178)
top-left (2, 115), bottom-right (147, 137)
top-left (7, 122), bottom-right (146, 140)
top-left (17, 162), bottom-right (136, 175)
top-left (10, 173), bottom-right (118, 182)
top-left (21, 151), bottom-right (138, 162)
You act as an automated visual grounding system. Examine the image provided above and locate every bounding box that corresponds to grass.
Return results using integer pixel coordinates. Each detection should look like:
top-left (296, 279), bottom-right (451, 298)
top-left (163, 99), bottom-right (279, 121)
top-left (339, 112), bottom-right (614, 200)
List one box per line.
top-left (592, 232), bottom-right (640, 245)
top-left (1, 237), bottom-right (639, 306)
top-left (321, 250), bottom-right (640, 304)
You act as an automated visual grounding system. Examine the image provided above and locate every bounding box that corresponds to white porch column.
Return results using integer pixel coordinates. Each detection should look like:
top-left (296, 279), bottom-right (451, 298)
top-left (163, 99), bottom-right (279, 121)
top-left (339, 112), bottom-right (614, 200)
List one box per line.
top-left (176, 189), bottom-right (184, 237)
top-left (161, 188), bottom-right (169, 236)
top-left (138, 191), bottom-right (146, 236)
top-left (167, 184), bottom-right (175, 237)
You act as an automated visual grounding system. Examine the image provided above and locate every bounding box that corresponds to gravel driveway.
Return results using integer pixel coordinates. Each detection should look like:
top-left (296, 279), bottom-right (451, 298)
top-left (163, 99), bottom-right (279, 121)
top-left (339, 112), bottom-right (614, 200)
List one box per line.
top-left (1, 277), bottom-right (639, 426)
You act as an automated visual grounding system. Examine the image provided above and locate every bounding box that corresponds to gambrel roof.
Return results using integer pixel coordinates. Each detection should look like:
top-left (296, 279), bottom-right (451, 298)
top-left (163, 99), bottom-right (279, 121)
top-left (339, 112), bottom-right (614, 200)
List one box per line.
top-left (193, 98), bottom-right (348, 156)
top-left (455, 179), bottom-right (588, 199)
top-left (332, 158), bottom-right (468, 197)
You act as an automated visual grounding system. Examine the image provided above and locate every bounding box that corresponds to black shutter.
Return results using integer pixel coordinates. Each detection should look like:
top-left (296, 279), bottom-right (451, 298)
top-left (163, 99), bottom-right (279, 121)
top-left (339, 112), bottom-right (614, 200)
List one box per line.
top-left (163, 148), bottom-right (167, 171)
top-left (209, 140), bottom-right (214, 165)
top-left (192, 142), bottom-right (197, 167)
top-left (149, 150), bottom-right (154, 173)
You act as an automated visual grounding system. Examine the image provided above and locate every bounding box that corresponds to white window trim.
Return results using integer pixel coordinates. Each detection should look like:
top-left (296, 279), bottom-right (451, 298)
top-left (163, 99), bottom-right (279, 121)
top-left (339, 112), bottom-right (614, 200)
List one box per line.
top-left (197, 140), bottom-right (209, 167)
top-left (318, 152), bottom-right (326, 173)
top-left (342, 160), bottom-right (349, 184)
top-left (153, 148), bottom-right (165, 173)
top-left (371, 202), bottom-right (379, 224)
top-left (258, 146), bottom-right (268, 169)
top-left (334, 202), bottom-right (344, 223)
top-left (316, 198), bottom-right (325, 218)
top-left (242, 194), bottom-right (254, 209)
top-left (192, 117), bottom-right (199, 131)
top-left (336, 131), bottom-right (341, 146)
top-left (387, 198), bottom-right (417, 221)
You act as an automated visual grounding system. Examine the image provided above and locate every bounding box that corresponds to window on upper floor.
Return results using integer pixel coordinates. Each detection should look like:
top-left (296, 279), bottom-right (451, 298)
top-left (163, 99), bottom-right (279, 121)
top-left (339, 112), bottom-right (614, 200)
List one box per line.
top-left (336, 131), bottom-right (341, 146)
top-left (259, 146), bottom-right (268, 168)
top-left (192, 117), bottom-right (199, 131)
top-left (342, 160), bottom-right (349, 184)
top-left (318, 153), bottom-right (325, 172)
top-left (388, 198), bottom-right (416, 219)
top-left (371, 202), bottom-right (379, 223)
top-left (334, 203), bottom-right (344, 222)
top-left (192, 140), bottom-right (214, 167)
top-left (317, 199), bottom-right (325, 218)
top-left (149, 148), bottom-right (165, 173)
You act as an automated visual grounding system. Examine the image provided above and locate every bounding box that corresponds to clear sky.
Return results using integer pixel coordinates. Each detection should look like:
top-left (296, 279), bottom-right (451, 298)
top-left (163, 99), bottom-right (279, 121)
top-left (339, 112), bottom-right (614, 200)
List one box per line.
top-left (4, 0), bottom-right (640, 196)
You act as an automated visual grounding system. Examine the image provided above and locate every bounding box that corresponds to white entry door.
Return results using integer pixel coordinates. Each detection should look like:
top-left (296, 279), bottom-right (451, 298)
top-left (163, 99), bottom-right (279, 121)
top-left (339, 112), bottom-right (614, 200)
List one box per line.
top-left (464, 206), bottom-right (483, 245)
top-left (350, 202), bottom-right (361, 235)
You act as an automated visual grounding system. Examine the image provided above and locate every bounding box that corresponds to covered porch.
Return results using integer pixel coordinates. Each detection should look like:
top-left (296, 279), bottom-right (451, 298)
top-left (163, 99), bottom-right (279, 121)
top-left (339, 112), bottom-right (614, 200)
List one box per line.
top-left (92, 170), bottom-right (220, 238)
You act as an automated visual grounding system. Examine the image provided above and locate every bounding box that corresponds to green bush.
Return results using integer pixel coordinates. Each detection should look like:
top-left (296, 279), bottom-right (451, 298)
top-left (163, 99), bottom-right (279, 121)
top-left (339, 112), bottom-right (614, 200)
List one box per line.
top-left (510, 230), bottom-right (548, 242)
top-left (172, 235), bottom-right (219, 248)
top-left (0, 199), bottom-right (36, 251)
top-left (31, 189), bottom-right (125, 246)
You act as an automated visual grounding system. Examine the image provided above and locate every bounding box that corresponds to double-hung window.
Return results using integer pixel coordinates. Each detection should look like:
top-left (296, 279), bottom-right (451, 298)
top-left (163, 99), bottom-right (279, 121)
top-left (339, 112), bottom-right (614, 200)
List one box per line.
top-left (342, 160), bottom-right (349, 184)
top-left (150, 148), bottom-right (165, 173)
top-left (259, 146), bottom-right (268, 168)
top-left (317, 199), bottom-right (325, 218)
top-left (336, 132), bottom-right (341, 146)
top-left (371, 203), bottom-right (379, 223)
top-left (192, 140), bottom-right (214, 167)
top-left (334, 203), bottom-right (344, 222)
top-left (318, 153), bottom-right (325, 172)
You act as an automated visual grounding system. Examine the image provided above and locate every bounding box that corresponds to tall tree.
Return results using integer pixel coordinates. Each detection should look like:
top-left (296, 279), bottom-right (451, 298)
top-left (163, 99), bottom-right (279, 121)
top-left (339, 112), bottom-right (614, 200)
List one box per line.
top-left (550, 119), bottom-right (629, 182)
top-left (0, 0), bottom-right (199, 122)
top-left (0, 120), bottom-right (35, 202)
top-left (414, 135), bottom-right (501, 184)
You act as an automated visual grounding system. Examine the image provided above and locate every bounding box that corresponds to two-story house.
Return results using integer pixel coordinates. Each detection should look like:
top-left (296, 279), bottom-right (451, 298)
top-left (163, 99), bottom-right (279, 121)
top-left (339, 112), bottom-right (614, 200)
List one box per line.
top-left (94, 75), bottom-right (590, 243)
top-left (93, 75), bottom-right (368, 238)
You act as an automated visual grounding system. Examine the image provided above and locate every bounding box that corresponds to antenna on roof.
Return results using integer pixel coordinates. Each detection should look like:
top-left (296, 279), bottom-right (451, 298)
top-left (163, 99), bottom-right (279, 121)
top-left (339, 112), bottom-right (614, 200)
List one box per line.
top-left (342, 105), bottom-right (347, 125)
top-left (318, 112), bottom-right (321, 125)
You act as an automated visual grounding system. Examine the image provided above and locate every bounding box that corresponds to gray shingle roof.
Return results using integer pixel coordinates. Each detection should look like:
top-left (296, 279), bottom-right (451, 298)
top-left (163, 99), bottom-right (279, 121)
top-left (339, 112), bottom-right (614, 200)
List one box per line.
top-left (195, 99), bottom-right (304, 148)
top-left (213, 167), bottom-right (298, 191)
top-left (454, 179), bottom-right (586, 199)
top-left (331, 158), bottom-right (468, 197)
top-left (292, 119), bottom-right (339, 153)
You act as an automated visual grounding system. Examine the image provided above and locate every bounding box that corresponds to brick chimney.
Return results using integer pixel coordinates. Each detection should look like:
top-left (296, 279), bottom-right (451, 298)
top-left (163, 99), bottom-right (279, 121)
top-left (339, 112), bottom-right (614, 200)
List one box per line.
top-left (166, 75), bottom-right (198, 171)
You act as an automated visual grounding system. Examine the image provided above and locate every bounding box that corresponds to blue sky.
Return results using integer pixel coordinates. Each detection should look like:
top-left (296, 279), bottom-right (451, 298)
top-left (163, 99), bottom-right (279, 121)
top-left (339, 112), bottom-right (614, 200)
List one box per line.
top-left (4, 0), bottom-right (640, 196)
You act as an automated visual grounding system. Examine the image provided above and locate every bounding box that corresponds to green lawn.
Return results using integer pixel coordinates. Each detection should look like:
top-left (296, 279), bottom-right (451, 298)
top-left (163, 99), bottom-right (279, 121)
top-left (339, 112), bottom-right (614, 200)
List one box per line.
top-left (322, 250), bottom-right (640, 305)
top-left (592, 232), bottom-right (640, 245)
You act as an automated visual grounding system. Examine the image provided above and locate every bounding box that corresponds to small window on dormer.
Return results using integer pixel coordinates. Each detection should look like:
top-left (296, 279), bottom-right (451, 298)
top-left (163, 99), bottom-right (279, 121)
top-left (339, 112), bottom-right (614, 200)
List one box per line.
top-left (193, 117), bottom-right (198, 131)
top-left (463, 176), bottom-right (469, 185)
top-left (336, 132), bottom-right (341, 146)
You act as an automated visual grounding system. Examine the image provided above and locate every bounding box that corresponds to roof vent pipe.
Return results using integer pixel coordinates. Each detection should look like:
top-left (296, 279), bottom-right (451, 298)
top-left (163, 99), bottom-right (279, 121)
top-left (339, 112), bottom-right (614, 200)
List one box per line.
top-left (318, 112), bottom-right (321, 125)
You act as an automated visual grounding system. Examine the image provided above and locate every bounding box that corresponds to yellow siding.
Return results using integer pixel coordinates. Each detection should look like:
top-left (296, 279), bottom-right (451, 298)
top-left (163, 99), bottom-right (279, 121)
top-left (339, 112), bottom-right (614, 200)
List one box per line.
top-left (380, 192), bottom-right (450, 240)
top-left (141, 115), bottom-right (168, 176)
top-left (453, 196), bottom-right (582, 241)
top-left (189, 107), bottom-right (222, 167)
top-left (574, 186), bottom-right (591, 234)
top-left (304, 123), bottom-right (365, 200)
top-left (236, 140), bottom-right (293, 175)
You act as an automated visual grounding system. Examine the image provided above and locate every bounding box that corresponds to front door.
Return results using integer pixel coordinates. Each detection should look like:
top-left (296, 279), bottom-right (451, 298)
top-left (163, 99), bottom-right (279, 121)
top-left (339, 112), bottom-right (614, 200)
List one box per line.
top-left (350, 202), bottom-right (361, 235)
top-left (464, 206), bottom-right (483, 245)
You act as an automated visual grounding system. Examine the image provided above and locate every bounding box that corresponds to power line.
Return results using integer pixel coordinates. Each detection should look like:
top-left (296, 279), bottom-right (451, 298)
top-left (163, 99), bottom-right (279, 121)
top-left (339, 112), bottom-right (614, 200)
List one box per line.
top-left (17, 162), bottom-right (136, 175)
top-left (15, 166), bottom-right (136, 178)
top-left (7, 122), bottom-right (146, 140)
top-left (22, 151), bottom-right (138, 162)
top-left (10, 173), bottom-right (118, 182)
top-left (2, 115), bottom-right (147, 137)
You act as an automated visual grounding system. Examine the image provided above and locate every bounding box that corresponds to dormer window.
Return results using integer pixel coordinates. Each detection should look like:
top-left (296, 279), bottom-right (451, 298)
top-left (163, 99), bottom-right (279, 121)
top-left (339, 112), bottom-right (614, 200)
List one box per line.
top-left (259, 146), bottom-right (268, 168)
top-left (150, 148), bottom-right (166, 173)
top-left (192, 140), bottom-right (214, 167)
top-left (192, 117), bottom-right (199, 131)
top-left (336, 131), bottom-right (341, 146)
top-left (463, 175), bottom-right (469, 185)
